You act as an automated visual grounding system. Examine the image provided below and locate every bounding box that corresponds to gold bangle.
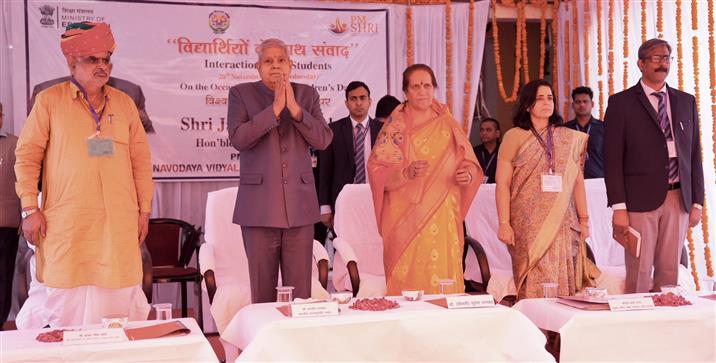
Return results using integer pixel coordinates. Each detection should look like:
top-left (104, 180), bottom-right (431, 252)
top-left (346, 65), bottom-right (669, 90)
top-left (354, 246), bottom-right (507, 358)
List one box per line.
top-left (499, 220), bottom-right (510, 225)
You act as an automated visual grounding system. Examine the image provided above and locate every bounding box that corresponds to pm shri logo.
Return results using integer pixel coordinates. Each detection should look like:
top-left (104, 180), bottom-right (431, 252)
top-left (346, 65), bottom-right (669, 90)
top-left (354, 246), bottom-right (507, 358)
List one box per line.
top-left (329, 17), bottom-right (348, 34)
top-left (39, 5), bottom-right (55, 27)
top-left (209, 10), bottom-right (230, 34)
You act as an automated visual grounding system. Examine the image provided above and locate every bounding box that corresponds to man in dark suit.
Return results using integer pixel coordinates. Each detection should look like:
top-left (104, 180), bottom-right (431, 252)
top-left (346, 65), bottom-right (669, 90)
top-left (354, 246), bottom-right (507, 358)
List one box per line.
top-left (565, 86), bottom-right (604, 179)
top-left (317, 82), bottom-right (384, 231)
top-left (604, 38), bottom-right (704, 293)
top-left (227, 38), bottom-right (333, 303)
top-left (472, 118), bottom-right (500, 184)
top-left (30, 76), bottom-right (155, 133)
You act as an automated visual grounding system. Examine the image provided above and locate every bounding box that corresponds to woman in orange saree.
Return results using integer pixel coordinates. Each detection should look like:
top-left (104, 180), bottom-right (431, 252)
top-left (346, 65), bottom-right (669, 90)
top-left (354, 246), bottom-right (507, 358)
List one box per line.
top-left (368, 64), bottom-right (482, 295)
top-left (496, 80), bottom-right (600, 301)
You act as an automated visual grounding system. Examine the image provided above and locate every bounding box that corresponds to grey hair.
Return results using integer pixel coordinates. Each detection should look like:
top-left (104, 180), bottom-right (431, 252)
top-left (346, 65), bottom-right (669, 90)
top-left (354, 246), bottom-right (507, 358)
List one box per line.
top-left (256, 38), bottom-right (290, 63)
top-left (638, 38), bottom-right (672, 60)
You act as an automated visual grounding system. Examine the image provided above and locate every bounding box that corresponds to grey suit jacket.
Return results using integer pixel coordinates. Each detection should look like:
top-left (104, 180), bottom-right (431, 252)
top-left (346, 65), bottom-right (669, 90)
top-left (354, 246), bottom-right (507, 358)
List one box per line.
top-left (30, 76), bottom-right (155, 133)
top-left (227, 81), bottom-right (333, 228)
top-left (604, 82), bottom-right (704, 212)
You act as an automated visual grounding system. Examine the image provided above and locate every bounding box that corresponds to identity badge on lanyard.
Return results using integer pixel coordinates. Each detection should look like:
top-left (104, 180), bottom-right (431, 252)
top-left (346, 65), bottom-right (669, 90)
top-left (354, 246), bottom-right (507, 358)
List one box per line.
top-left (481, 151), bottom-right (496, 184)
top-left (579, 123), bottom-right (591, 161)
top-left (533, 126), bottom-right (562, 193)
top-left (74, 79), bottom-right (114, 157)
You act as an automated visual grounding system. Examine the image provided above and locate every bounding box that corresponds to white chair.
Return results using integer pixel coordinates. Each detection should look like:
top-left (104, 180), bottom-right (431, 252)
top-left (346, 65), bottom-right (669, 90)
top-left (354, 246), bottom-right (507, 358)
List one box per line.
top-left (331, 184), bottom-right (387, 297)
top-left (464, 179), bottom-right (696, 302)
top-left (331, 184), bottom-right (492, 297)
top-left (199, 187), bottom-right (330, 332)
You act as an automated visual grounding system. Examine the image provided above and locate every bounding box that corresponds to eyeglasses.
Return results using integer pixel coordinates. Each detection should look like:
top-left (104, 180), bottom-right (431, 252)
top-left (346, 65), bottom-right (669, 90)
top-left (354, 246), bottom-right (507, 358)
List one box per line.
top-left (77, 56), bottom-right (112, 66)
top-left (643, 55), bottom-right (673, 64)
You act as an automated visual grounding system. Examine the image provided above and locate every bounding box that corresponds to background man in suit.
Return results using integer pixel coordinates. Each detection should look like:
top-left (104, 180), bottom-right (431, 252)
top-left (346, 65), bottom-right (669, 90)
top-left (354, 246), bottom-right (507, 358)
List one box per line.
top-left (30, 76), bottom-right (155, 133)
top-left (472, 118), bottom-right (500, 184)
top-left (0, 102), bottom-right (21, 329)
top-left (565, 86), bottom-right (604, 179)
top-left (317, 81), bottom-right (383, 231)
top-left (227, 38), bottom-right (332, 303)
top-left (604, 38), bottom-right (704, 293)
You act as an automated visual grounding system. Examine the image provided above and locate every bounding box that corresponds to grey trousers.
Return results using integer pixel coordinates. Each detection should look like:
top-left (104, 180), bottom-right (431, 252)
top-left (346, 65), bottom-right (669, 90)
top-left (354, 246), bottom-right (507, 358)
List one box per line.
top-left (625, 189), bottom-right (689, 293)
top-left (241, 225), bottom-right (313, 303)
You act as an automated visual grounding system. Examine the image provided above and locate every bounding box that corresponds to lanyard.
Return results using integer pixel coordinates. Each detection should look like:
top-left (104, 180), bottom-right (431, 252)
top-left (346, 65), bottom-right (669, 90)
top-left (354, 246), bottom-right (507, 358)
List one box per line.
top-left (577, 122), bottom-right (591, 135)
top-left (531, 125), bottom-right (555, 173)
top-left (479, 148), bottom-right (497, 171)
top-left (71, 78), bottom-right (106, 133)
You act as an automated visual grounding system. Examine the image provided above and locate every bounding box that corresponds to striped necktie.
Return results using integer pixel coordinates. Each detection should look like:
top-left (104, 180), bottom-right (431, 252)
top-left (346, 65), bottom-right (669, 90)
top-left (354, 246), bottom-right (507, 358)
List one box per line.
top-left (353, 123), bottom-right (367, 184)
top-left (651, 91), bottom-right (679, 182)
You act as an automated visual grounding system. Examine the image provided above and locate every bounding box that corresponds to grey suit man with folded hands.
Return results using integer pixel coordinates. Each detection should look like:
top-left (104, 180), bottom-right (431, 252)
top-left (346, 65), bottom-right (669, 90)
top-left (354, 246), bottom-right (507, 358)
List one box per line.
top-left (227, 38), bottom-right (333, 303)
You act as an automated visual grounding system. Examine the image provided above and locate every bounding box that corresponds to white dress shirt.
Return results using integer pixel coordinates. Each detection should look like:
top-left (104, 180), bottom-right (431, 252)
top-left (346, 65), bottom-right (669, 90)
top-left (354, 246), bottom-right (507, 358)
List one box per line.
top-left (320, 115), bottom-right (372, 215)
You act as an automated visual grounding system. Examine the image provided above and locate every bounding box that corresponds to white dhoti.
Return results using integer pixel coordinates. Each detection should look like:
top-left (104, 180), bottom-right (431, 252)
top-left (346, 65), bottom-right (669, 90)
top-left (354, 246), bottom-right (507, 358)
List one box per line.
top-left (16, 254), bottom-right (150, 329)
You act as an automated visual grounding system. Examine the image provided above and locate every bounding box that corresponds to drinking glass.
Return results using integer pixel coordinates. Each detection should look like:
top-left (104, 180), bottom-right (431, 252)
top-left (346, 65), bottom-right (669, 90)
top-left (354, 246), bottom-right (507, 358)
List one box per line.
top-left (438, 279), bottom-right (455, 295)
top-left (153, 303), bottom-right (172, 320)
top-left (276, 286), bottom-right (295, 303)
top-left (541, 283), bottom-right (559, 299)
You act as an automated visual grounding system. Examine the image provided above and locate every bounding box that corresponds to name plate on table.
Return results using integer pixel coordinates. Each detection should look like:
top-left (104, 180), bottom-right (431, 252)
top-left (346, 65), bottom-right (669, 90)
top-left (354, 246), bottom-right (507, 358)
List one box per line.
top-left (277, 301), bottom-right (339, 318)
top-left (63, 328), bottom-right (127, 346)
top-left (608, 297), bottom-right (655, 312)
top-left (427, 294), bottom-right (496, 309)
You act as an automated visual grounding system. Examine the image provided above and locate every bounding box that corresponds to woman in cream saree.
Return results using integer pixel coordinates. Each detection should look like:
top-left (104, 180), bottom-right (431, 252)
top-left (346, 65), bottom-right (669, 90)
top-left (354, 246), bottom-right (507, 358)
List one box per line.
top-left (368, 64), bottom-right (482, 295)
top-left (496, 80), bottom-right (599, 300)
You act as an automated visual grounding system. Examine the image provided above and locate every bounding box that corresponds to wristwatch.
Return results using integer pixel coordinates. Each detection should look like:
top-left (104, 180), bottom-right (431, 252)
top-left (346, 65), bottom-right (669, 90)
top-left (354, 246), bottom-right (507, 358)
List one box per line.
top-left (21, 208), bottom-right (39, 219)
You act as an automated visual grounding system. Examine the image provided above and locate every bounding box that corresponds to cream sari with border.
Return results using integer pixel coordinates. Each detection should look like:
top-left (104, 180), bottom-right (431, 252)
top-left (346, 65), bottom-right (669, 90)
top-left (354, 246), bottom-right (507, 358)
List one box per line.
top-left (504, 126), bottom-right (600, 300)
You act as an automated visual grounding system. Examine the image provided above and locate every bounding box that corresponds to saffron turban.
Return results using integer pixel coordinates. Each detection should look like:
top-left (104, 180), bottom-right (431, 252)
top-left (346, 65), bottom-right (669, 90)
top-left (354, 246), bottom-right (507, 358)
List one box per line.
top-left (60, 22), bottom-right (116, 58)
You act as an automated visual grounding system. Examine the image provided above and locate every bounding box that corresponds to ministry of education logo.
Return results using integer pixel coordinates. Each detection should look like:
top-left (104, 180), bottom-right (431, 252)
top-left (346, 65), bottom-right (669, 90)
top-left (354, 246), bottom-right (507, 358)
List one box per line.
top-left (208, 10), bottom-right (230, 34)
top-left (39, 5), bottom-right (55, 27)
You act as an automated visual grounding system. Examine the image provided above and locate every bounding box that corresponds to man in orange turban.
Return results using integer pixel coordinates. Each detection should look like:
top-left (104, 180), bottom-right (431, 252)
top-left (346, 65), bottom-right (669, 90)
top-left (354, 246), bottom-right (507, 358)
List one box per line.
top-left (14, 22), bottom-right (153, 328)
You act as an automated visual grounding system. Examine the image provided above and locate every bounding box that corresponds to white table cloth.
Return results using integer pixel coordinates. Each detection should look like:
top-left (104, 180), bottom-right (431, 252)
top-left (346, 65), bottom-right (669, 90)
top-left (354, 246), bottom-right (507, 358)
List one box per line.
top-left (513, 295), bottom-right (716, 362)
top-left (0, 318), bottom-right (218, 362)
top-left (221, 296), bottom-right (555, 362)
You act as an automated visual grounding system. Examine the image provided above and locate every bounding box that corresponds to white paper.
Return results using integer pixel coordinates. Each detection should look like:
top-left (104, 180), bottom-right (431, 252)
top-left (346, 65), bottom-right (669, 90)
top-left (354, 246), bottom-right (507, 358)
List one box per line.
top-left (445, 294), bottom-right (496, 309)
top-left (607, 297), bottom-right (655, 312)
top-left (62, 328), bottom-right (127, 346)
top-left (290, 301), bottom-right (339, 318)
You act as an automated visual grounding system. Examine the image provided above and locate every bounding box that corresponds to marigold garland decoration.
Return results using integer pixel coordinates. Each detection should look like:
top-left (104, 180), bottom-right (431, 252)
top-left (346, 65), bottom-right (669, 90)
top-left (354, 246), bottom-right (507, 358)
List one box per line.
top-left (692, 0), bottom-right (698, 31)
top-left (710, 0), bottom-right (716, 105)
top-left (608, 0), bottom-right (615, 96)
top-left (656, 0), bottom-right (664, 38)
top-left (709, 0), bottom-right (716, 222)
top-left (572, 1), bottom-right (579, 89)
top-left (491, 0), bottom-right (522, 103)
top-left (406, 6), bottom-right (414, 66)
top-left (583, 0), bottom-right (591, 86)
top-left (551, 0), bottom-right (560, 98)
top-left (564, 17), bottom-right (572, 118)
top-left (597, 0), bottom-right (604, 77)
top-left (445, 0), bottom-right (453, 111)
top-left (461, 0), bottom-right (475, 134)
top-left (641, 0), bottom-right (647, 43)
top-left (677, 0), bottom-right (684, 90)
top-left (687, 228), bottom-right (701, 290)
top-left (622, 0), bottom-right (630, 90)
top-left (538, 2), bottom-right (547, 79)
top-left (688, 35), bottom-right (702, 287)
top-left (703, 201), bottom-right (714, 277)
top-left (521, 2), bottom-right (530, 84)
